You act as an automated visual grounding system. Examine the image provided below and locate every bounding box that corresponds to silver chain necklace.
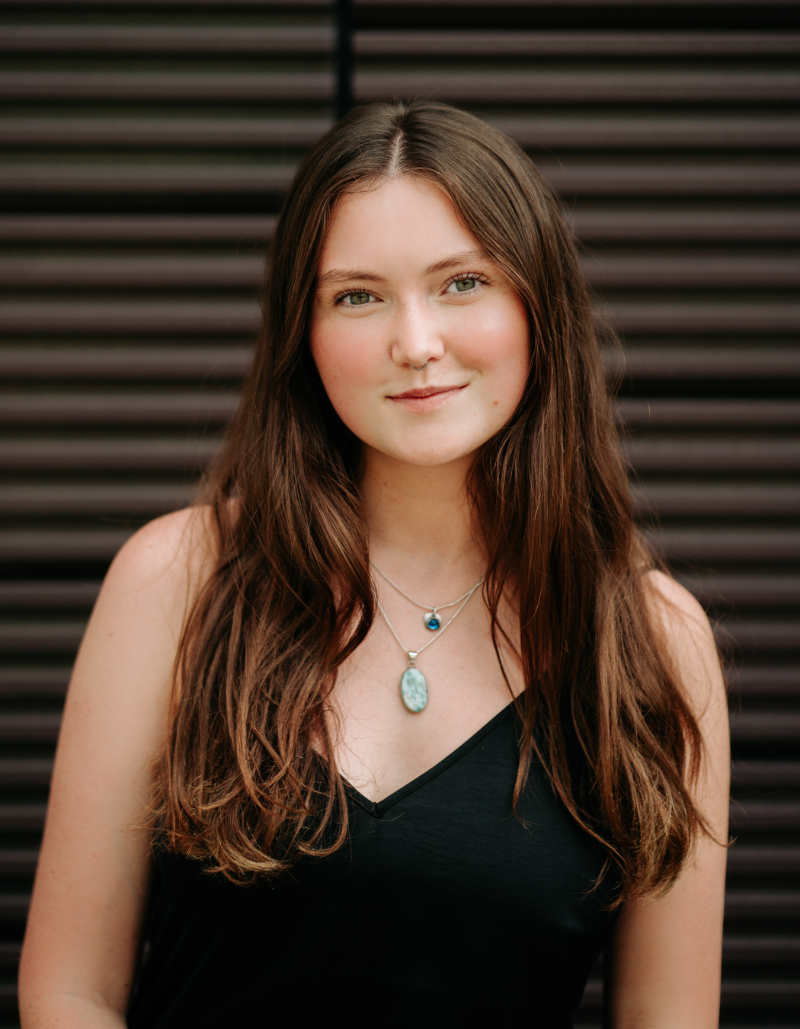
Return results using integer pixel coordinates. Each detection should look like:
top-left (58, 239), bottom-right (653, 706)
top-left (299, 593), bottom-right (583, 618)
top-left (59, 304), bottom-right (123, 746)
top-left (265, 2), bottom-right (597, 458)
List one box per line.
top-left (371, 564), bottom-right (484, 713)
top-left (370, 561), bottom-right (482, 632)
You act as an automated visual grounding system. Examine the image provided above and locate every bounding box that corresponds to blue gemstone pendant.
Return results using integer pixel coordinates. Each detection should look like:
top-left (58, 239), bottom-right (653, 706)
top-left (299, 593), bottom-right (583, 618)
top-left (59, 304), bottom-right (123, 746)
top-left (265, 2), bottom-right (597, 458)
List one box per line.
top-left (423, 610), bottom-right (441, 631)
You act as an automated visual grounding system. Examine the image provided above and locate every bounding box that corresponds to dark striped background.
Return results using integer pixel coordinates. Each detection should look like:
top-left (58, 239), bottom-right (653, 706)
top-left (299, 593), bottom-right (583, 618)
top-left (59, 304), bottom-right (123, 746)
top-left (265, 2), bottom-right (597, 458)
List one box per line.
top-left (1, 2), bottom-right (798, 1026)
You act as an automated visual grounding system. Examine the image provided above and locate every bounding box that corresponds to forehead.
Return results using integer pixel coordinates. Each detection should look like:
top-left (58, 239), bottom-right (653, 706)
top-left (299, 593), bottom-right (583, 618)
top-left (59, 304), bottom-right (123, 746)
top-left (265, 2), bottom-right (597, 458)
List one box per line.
top-left (318, 175), bottom-right (480, 265)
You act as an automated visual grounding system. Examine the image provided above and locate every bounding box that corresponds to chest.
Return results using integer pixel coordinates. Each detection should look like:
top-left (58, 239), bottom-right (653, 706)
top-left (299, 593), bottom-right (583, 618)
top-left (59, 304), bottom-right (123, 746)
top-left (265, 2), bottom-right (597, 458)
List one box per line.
top-left (314, 592), bottom-right (526, 805)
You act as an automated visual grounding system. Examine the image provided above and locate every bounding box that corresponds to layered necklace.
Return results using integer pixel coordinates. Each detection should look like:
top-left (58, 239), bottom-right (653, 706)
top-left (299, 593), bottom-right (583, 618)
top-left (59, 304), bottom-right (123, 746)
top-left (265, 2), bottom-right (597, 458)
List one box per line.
top-left (370, 562), bottom-right (484, 713)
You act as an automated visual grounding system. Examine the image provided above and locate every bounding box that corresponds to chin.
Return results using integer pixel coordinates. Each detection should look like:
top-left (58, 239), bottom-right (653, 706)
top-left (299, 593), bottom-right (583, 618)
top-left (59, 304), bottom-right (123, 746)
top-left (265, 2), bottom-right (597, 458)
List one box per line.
top-left (385, 444), bottom-right (479, 469)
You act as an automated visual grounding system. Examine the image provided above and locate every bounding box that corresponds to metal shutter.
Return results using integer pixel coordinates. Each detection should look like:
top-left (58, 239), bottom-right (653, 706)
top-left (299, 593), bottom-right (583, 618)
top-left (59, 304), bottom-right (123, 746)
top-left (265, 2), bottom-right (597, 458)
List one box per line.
top-left (2, 1), bottom-right (798, 1025)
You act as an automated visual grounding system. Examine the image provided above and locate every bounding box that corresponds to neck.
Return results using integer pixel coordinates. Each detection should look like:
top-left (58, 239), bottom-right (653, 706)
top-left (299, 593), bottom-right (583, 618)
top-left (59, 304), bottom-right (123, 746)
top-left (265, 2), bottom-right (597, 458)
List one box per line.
top-left (359, 450), bottom-right (487, 587)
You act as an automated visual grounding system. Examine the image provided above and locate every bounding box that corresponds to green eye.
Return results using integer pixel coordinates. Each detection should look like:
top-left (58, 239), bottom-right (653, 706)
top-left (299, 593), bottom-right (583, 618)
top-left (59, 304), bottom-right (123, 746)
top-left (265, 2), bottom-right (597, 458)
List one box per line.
top-left (445, 273), bottom-right (487, 294)
top-left (338, 290), bottom-right (374, 306)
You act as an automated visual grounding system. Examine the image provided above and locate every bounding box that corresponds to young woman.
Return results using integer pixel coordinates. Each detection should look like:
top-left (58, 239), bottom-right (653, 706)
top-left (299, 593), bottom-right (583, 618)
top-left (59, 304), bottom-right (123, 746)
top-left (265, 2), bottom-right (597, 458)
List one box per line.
top-left (19, 99), bottom-right (731, 1027)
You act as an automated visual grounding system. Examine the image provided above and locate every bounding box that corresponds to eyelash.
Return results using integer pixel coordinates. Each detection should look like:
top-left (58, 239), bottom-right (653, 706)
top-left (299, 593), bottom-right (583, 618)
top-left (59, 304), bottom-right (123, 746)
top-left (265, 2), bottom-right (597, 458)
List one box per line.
top-left (332, 271), bottom-right (490, 307)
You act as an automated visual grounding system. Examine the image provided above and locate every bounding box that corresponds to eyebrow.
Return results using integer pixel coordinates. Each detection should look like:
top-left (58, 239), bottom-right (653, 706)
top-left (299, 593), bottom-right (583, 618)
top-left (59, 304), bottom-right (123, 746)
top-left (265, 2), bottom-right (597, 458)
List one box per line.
top-left (317, 249), bottom-right (489, 287)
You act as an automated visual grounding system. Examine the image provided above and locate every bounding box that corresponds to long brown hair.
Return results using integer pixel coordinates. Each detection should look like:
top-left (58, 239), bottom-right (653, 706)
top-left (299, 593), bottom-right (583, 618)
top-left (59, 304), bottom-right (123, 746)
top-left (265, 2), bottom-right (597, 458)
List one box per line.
top-left (146, 99), bottom-right (729, 908)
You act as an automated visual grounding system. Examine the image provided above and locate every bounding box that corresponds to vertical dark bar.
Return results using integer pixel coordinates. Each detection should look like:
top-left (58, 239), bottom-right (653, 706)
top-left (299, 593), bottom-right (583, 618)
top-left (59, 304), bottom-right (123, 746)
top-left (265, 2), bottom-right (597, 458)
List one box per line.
top-left (335, 0), bottom-right (353, 118)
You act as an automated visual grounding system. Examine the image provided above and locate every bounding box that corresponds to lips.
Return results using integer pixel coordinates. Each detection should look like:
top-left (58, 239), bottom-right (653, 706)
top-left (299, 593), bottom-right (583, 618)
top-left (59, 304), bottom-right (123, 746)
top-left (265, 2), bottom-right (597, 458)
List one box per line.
top-left (389, 384), bottom-right (466, 399)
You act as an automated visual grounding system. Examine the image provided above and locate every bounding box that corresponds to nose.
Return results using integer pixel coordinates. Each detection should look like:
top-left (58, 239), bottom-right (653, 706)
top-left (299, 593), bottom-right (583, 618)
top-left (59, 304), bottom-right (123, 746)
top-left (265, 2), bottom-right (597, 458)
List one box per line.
top-left (388, 298), bottom-right (445, 370)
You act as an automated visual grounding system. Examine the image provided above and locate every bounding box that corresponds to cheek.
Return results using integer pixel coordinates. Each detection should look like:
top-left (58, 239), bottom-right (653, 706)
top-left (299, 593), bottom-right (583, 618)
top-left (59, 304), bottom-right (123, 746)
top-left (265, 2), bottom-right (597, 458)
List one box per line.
top-left (310, 322), bottom-right (376, 411)
top-left (460, 302), bottom-right (530, 381)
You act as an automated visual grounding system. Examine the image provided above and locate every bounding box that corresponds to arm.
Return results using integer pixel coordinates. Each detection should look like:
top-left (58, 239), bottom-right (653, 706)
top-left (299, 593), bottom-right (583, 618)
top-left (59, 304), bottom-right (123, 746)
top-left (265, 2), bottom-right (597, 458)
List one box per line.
top-left (606, 570), bottom-right (731, 1029)
top-left (18, 506), bottom-right (216, 1026)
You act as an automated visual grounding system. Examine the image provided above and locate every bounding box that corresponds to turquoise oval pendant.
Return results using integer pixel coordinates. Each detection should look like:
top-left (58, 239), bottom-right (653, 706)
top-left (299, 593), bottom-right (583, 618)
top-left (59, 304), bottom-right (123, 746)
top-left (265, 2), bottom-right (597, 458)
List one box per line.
top-left (400, 666), bottom-right (428, 712)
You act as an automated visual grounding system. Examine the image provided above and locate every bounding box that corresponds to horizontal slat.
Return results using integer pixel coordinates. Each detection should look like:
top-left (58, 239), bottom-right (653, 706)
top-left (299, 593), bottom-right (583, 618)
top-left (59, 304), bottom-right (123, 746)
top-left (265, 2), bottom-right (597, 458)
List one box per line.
top-left (678, 574), bottom-right (800, 608)
top-left (0, 850), bottom-right (38, 877)
top-left (0, 759), bottom-right (54, 785)
top-left (0, 25), bottom-right (334, 53)
top-left (4, 27), bottom-right (797, 57)
top-left (729, 668), bottom-right (800, 697)
top-left (2, 115), bottom-right (798, 150)
top-left (0, 582), bottom-right (100, 607)
top-left (0, 484), bottom-right (194, 515)
top-left (2, 161), bottom-right (798, 198)
top-left (624, 438), bottom-right (800, 472)
top-left (7, 0), bottom-right (327, 5)
top-left (0, 254), bottom-right (263, 287)
top-left (0, 391), bottom-right (237, 423)
top-left (354, 70), bottom-right (800, 103)
top-left (634, 484), bottom-right (800, 518)
top-left (0, 437), bottom-right (217, 470)
top-left (0, 345), bottom-right (252, 379)
top-left (356, 30), bottom-right (800, 57)
top-left (0, 117), bottom-right (331, 147)
top-left (707, 619), bottom-right (799, 650)
top-left (585, 254), bottom-right (800, 289)
top-left (616, 347), bottom-right (800, 380)
top-left (733, 761), bottom-right (800, 789)
top-left (4, 252), bottom-right (798, 289)
top-left (718, 983), bottom-right (800, 1013)
top-left (0, 529), bottom-right (130, 561)
top-left (729, 805), bottom-right (800, 833)
top-left (727, 846), bottom-right (800, 877)
top-left (0, 71), bottom-right (333, 100)
top-left (609, 302), bottom-right (800, 334)
top-left (0, 713), bottom-right (64, 741)
top-left (0, 805), bottom-right (45, 831)
top-left (649, 529), bottom-right (800, 562)
top-left (725, 892), bottom-right (800, 921)
top-left (730, 712), bottom-right (800, 743)
top-left (0, 301), bottom-right (258, 333)
top-left (572, 209), bottom-right (800, 242)
top-left (358, 0), bottom-right (797, 6)
top-left (618, 400), bottom-right (800, 428)
top-left (0, 215), bottom-right (276, 242)
top-left (0, 162), bottom-right (296, 193)
top-left (502, 976), bottom-right (799, 1017)
top-left (724, 935), bottom-right (800, 963)
top-left (500, 116), bottom-right (800, 149)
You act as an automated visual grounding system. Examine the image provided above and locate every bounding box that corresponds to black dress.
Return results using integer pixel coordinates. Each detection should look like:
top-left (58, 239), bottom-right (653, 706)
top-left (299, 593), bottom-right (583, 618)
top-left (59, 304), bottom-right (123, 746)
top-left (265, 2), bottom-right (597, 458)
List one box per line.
top-left (126, 699), bottom-right (621, 1027)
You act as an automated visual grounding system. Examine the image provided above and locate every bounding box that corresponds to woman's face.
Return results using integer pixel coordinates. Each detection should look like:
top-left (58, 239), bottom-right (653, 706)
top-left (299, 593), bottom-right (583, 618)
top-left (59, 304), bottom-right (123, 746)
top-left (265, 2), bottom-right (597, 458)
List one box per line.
top-left (309, 174), bottom-right (530, 471)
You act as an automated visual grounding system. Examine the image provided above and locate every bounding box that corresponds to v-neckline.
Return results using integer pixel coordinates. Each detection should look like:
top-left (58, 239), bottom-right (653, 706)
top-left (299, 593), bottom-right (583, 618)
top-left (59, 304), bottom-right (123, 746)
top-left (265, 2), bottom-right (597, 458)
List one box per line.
top-left (316, 697), bottom-right (519, 818)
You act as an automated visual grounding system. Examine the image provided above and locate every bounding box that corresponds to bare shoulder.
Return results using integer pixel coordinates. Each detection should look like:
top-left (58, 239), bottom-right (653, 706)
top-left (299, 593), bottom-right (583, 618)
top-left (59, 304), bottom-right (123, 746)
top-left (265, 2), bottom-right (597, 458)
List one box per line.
top-left (18, 502), bottom-right (227, 1015)
top-left (109, 503), bottom-right (219, 593)
top-left (103, 503), bottom-right (226, 639)
top-left (640, 568), bottom-right (728, 724)
top-left (641, 568), bottom-right (711, 637)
